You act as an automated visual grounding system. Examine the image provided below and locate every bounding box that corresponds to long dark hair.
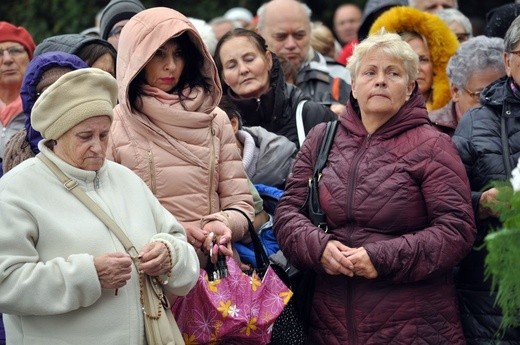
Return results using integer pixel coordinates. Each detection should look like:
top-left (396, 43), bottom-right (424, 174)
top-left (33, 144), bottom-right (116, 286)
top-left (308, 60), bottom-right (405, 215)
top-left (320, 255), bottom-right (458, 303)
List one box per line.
top-left (214, 28), bottom-right (269, 83)
top-left (129, 32), bottom-right (211, 112)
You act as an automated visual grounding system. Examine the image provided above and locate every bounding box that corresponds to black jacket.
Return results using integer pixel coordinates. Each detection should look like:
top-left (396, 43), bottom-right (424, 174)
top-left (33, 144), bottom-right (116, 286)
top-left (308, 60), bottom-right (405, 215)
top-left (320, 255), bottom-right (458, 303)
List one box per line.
top-left (226, 55), bottom-right (337, 148)
top-left (453, 76), bottom-right (520, 344)
top-left (295, 51), bottom-right (350, 105)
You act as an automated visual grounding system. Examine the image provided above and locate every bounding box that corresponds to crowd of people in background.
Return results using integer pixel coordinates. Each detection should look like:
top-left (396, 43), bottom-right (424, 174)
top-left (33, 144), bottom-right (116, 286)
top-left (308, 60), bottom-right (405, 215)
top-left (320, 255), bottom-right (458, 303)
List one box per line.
top-left (1, 0), bottom-right (520, 344)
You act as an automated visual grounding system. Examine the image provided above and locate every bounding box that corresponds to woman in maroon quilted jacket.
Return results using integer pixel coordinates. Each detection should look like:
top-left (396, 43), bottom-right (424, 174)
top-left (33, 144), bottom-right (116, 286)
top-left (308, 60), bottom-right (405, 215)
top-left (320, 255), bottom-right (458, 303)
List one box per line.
top-left (274, 30), bottom-right (476, 345)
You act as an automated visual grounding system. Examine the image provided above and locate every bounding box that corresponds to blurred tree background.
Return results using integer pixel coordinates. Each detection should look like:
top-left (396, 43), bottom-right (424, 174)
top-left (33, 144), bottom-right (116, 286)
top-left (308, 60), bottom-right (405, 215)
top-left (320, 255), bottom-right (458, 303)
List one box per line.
top-left (0, 0), bottom-right (513, 45)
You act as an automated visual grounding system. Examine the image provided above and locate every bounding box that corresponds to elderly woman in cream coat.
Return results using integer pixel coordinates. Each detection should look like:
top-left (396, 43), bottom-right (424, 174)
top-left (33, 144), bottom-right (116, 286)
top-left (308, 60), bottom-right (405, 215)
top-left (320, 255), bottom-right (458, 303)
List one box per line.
top-left (0, 68), bottom-right (199, 345)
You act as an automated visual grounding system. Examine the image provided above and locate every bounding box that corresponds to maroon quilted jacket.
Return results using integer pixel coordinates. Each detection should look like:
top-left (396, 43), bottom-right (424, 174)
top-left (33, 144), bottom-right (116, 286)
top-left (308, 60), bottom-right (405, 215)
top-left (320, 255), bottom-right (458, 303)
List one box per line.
top-left (274, 88), bottom-right (476, 345)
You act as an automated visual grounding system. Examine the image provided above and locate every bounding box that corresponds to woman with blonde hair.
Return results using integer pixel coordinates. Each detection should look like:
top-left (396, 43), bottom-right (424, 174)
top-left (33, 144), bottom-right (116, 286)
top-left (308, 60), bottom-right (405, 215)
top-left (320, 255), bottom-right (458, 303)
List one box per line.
top-left (274, 29), bottom-right (475, 344)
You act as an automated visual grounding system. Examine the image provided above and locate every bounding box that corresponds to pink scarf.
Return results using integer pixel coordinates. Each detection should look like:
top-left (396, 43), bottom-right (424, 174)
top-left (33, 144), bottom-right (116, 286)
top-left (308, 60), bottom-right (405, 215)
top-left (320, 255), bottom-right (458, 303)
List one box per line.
top-left (138, 84), bottom-right (218, 136)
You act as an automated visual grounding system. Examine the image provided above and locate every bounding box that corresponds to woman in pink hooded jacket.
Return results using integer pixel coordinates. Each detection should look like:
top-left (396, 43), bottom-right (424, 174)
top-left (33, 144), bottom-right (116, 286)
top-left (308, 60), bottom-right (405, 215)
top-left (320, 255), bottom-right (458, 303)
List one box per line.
top-left (108, 7), bottom-right (254, 261)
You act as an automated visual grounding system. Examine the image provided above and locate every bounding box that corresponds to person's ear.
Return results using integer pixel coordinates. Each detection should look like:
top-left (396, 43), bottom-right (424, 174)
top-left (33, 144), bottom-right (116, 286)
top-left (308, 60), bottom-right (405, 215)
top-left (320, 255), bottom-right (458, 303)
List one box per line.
top-left (451, 84), bottom-right (461, 103)
top-left (351, 79), bottom-right (357, 99)
top-left (266, 50), bottom-right (273, 71)
top-left (405, 81), bottom-right (414, 101)
top-left (504, 51), bottom-right (513, 78)
top-left (230, 117), bottom-right (240, 134)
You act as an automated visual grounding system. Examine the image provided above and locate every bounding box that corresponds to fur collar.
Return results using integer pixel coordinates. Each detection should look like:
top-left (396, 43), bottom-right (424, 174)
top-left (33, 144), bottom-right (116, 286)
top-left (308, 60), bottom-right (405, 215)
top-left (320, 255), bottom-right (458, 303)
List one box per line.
top-left (369, 6), bottom-right (459, 111)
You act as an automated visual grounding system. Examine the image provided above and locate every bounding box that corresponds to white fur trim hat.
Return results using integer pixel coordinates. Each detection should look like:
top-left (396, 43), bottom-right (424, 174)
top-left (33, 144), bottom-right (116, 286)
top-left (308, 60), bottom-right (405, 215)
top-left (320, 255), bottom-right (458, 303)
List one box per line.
top-left (31, 68), bottom-right (118, 140)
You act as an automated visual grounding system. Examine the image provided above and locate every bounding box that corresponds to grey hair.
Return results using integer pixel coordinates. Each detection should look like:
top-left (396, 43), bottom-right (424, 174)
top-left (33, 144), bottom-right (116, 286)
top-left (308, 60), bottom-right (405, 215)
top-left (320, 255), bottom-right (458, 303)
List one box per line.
top-left (256, 1), bottom-right (312, 31)
top-left (446, 35), bottom-right (505, 88)
top-left (505, 15), bottom-right (520, 53)
top-left (409, 0), bottom-right (458, 10)
top-left (437, 8), bottom-right (472, 36)
top-left (347, 29), bottom-right (419, 82)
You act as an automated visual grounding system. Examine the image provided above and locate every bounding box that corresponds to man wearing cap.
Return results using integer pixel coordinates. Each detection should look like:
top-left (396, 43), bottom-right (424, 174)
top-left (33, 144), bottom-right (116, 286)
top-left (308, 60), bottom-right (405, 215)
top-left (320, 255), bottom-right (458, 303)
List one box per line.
top-left (0, 21), bottom-right (35, 178)
top-left (99, 0), bottom-right (145, 51)
top-left (0, 68), bottom-right (198, 345)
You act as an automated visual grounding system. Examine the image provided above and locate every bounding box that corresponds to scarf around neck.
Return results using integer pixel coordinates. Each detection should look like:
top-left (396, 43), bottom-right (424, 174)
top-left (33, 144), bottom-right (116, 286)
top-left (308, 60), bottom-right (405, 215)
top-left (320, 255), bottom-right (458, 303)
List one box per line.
top-left (138, 84), bottom-right (216, 136)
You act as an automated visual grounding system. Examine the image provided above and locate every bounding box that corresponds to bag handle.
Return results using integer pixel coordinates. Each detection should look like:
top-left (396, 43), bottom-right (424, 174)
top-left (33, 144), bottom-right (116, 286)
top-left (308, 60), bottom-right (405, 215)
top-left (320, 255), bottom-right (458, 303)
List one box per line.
top-left (313, 120), bottom-right (338, 178)
top-left (37, 153), bottom-right (139, 259)
top-left (305, 120), bottom-right (339, 231)
top-left (295, 100), bottom-right (308, 147)
top-left (224, 207), bottom-right (270, 273)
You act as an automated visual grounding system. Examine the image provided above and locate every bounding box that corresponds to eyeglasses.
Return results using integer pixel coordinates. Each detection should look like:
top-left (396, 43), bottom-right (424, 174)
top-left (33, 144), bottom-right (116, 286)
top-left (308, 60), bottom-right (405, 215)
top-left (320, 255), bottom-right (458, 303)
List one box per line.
top-left (509, 50), bottom-right (520, 57)
top-left (462, 87), bottom-right (482, 101)
top-left (0, 46), bottom-right (26, 59)
top-left (455, 33), bottom-right (470, 42)
top-left (108, 26), bottom-right (124, 38)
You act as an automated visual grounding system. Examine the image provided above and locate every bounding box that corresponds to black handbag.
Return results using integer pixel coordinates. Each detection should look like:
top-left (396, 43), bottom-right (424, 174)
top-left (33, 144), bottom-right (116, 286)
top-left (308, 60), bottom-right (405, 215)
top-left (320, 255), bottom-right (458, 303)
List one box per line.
top-left (270, 120), bottom-right (339, 345)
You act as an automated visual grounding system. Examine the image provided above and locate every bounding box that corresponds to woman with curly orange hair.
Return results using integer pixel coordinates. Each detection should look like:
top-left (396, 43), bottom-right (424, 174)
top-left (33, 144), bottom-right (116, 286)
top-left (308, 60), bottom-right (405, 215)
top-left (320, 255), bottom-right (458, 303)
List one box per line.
top-left (369, 6), bottom-right (459, 111)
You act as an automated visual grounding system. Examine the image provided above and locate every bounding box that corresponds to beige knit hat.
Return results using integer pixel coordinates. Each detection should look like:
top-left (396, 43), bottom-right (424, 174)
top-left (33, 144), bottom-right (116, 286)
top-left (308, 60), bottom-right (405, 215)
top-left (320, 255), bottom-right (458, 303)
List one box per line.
top-left (31, 68), bottom-right (118, 140)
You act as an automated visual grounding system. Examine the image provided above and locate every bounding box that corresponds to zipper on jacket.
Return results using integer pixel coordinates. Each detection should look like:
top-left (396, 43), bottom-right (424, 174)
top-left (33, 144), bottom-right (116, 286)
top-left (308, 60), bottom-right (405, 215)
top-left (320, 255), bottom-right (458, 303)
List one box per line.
top-left (208, 124), bottom-right (216, 214)
top-left (255, 98), bottom-right (261, 112)
top-left (148, 149), bottom-right (157, 195)
top-left (343, 136), bottom-right (372, 343)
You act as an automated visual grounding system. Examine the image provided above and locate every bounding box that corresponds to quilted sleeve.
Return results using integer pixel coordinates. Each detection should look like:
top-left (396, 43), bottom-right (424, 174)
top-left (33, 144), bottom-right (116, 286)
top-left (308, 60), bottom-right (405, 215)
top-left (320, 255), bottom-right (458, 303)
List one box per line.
top-left (452, 111), bottom-right (482, 212)
top-left (364, 135), bottom-right (476, 283)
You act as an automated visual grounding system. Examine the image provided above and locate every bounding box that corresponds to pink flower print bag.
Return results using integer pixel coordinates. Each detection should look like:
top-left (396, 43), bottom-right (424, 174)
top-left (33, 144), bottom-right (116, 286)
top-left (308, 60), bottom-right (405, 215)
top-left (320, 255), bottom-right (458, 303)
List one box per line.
top-left (172, 255), bottom-right (292, 345)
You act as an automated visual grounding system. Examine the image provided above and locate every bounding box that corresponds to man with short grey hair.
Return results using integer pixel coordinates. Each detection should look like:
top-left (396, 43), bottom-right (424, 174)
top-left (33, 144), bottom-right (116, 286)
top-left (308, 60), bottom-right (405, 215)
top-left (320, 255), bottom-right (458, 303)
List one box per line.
top-left (256, 0), bottom-right (350, 110)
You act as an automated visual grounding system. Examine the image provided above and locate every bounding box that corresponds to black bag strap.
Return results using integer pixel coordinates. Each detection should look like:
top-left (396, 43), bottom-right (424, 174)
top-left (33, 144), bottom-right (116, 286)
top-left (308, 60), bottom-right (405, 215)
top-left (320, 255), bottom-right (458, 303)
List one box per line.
top-left (305, 120), bottom-right (338, 231)
top-left (313, 120), bottom-right (339, 178)
top-left (224, 208), bottom-right (270, 273)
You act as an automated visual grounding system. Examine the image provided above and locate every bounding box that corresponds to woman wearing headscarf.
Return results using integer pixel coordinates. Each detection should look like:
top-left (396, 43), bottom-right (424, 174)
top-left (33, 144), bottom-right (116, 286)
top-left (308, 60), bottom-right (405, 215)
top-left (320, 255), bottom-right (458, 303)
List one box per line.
top-left (108, 7), bottom-right (254, 262)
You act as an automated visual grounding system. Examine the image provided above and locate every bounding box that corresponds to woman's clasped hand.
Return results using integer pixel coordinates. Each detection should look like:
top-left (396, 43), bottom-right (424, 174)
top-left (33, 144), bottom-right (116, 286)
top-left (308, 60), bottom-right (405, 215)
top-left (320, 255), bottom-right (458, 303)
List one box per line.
top-left (321, 241), bottom-right (377, 278)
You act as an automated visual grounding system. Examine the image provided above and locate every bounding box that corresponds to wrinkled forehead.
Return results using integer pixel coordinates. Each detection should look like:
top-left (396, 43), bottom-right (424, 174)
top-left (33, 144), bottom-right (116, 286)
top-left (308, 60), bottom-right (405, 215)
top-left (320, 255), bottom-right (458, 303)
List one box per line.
top-left (417, 0), bottom-right (456, 10)
top-left (0, 41), bottom-right (24, 49)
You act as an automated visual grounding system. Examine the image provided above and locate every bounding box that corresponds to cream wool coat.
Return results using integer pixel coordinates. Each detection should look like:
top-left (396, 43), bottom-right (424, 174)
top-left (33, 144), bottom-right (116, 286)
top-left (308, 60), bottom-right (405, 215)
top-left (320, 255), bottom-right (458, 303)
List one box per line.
top-left (0, 143), bottom-right (199, 345)
top-left (108, 7), bottom-right (253, 241)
